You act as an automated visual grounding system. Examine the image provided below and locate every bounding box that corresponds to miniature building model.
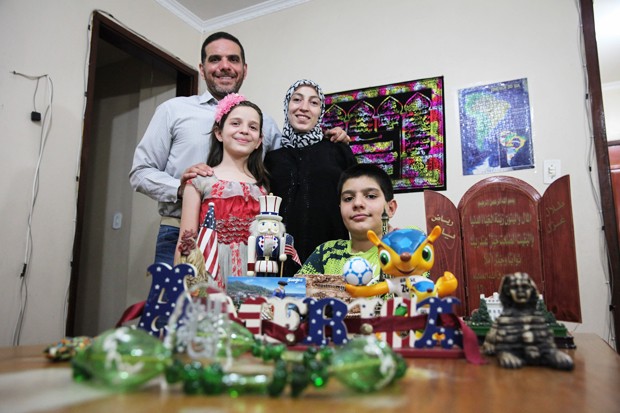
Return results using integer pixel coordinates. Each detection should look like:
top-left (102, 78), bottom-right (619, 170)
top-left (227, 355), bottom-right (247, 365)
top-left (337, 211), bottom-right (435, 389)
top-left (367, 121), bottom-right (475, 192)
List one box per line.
top-left (481, 293), bottom-right (502, 321)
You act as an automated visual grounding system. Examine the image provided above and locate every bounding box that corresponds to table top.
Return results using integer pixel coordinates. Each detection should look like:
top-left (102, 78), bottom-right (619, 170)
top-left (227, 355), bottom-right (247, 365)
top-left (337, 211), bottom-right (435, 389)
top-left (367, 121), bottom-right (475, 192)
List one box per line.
top-left (0, 333), bottom-right (618, 413)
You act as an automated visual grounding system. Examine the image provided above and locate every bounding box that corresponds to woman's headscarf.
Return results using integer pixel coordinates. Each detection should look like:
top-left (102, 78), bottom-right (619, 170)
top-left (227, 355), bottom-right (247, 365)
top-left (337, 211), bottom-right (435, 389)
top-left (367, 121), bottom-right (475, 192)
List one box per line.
top-left (280, 79), bottom-right (326, 149)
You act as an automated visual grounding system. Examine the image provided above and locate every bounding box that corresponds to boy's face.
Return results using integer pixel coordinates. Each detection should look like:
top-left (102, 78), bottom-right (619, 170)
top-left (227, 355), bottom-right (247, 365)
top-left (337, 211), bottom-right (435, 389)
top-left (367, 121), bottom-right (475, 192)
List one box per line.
top-left (339, 176), bottom-right (396, 239)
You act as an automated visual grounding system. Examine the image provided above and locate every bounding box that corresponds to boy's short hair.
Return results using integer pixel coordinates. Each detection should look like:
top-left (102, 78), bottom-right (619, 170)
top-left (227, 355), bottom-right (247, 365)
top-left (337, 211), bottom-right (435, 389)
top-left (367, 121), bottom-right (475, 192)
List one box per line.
top-left (337, 163), bottom-right (394, 201)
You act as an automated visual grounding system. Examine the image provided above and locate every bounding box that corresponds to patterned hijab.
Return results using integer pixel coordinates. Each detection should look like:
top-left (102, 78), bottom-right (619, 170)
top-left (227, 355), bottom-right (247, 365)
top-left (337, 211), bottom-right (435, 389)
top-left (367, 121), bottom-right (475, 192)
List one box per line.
top-left (280, 79), bottom-right (326, 149)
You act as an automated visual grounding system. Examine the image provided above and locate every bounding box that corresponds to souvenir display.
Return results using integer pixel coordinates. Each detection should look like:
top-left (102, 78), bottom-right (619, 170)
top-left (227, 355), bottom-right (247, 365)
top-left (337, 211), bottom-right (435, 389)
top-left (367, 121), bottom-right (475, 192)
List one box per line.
top-left (57, 202), bottom-right (577, 400)
top-left (70, 286), bottom-right (407, 397)
top-left (482, 272), bottom-right (574, 370)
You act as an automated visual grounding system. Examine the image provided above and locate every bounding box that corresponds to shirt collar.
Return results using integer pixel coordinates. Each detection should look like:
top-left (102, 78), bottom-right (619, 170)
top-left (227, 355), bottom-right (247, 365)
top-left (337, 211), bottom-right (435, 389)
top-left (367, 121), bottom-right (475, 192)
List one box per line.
top-left (199, 90), bottom-right (218, 106)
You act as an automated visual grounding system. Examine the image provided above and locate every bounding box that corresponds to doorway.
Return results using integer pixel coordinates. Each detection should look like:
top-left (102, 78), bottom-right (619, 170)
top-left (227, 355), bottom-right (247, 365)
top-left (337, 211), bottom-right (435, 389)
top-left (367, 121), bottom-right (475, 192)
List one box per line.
top-left (66, 11), bottom-right (198, 336)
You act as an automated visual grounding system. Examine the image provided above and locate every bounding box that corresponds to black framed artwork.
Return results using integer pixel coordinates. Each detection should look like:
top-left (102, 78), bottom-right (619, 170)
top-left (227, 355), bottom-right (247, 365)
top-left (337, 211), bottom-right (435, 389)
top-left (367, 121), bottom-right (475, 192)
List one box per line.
top-left (322, 76), bottom-right (446, 193)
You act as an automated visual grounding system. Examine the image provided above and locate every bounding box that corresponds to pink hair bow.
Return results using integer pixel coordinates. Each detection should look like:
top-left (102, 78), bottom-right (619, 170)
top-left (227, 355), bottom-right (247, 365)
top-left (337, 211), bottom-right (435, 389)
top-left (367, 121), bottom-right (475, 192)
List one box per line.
top-left (215, 93), bottom-right (246, 123)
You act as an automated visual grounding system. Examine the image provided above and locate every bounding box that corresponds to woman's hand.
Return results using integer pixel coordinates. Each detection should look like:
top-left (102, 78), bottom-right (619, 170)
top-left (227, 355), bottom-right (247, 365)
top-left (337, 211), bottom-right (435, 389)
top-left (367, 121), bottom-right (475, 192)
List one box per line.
top-left (324, 127), bottom-right (351, 144)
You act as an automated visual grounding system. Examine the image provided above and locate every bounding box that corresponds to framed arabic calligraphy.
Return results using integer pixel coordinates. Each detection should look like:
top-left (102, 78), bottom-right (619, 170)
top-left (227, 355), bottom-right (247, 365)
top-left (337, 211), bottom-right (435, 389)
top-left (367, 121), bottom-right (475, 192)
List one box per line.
top-left (321, 77), bottom-right (445, 193)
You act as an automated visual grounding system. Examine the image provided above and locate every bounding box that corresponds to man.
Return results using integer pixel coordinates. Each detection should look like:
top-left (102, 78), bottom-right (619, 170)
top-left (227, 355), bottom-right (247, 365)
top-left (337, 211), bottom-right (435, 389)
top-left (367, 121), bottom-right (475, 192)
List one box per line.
top-left (130, 32), bottom-right (347, 266)
top-left (272, 281), bottom-right (287, 299)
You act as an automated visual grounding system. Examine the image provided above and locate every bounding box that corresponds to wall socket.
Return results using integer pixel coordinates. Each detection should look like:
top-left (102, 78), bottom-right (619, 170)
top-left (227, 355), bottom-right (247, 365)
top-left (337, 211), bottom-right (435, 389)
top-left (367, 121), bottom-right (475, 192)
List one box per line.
top-left (543, 159), bottom-right (561, 184)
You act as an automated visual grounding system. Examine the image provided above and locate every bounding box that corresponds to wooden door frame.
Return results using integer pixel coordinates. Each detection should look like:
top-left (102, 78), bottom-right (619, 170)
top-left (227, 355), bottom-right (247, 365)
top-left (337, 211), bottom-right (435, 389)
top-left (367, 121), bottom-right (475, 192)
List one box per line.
top-left (65, 11), bottom-right (198, 336)
top-left (579, 0), bottom-right (620, 352)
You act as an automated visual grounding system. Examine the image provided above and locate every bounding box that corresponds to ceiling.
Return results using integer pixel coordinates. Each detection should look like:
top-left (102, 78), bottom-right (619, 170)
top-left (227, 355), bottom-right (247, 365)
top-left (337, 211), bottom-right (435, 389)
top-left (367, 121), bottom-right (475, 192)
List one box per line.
top-left (156, 0), bottom-right (618, 86)
top-left (155, 0), bottom-right (310, 33)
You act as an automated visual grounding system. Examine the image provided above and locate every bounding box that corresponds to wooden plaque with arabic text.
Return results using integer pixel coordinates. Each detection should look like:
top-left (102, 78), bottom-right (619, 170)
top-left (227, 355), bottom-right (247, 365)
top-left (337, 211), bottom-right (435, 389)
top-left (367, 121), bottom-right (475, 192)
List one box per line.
top-left (424, 191), bottom-right (466, 316)
top-left (425, 175), bottom-right (581, 321)
top-left (539, 176), bottom-right (581, 321)
top-left (458, 177), bottom-right (543, 315)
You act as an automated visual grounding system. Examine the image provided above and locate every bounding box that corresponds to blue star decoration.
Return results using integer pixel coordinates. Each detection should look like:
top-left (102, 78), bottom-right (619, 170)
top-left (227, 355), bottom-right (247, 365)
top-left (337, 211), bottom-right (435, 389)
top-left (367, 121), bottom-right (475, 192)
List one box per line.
top-left (414, 297), bottom-right (463, 349)
top-left (302, 298), bottom-right (349, 346)
top-left (138, 263), bottom-right (196, 338)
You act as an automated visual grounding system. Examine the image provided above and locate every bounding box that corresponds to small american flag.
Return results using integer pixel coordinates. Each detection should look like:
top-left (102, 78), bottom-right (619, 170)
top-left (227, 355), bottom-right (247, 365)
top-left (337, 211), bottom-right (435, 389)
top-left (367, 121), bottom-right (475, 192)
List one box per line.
top-left (197, 202), bottom-right (219, 279)
top-left (284, 233), bottom-right (301, 265)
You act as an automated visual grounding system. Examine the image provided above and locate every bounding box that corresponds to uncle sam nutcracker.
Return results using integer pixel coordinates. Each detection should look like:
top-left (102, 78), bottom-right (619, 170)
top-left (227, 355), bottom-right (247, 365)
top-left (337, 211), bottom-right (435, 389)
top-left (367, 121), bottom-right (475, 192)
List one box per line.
top-left (247, 194), bottom-right (287, 276)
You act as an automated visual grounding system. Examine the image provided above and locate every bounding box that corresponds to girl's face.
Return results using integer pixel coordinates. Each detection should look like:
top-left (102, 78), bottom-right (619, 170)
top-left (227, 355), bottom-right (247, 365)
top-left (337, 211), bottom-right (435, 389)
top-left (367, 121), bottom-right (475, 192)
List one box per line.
top-left (287, 85), bottom-right (322, 133)
top-left (216, 105), bottom-right (262, 156)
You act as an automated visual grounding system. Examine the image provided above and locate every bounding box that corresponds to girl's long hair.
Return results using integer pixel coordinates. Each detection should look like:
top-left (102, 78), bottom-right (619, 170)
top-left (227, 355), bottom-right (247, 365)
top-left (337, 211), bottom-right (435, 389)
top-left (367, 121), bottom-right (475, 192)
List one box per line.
top-left (207, 100), bottom-right (270, 190)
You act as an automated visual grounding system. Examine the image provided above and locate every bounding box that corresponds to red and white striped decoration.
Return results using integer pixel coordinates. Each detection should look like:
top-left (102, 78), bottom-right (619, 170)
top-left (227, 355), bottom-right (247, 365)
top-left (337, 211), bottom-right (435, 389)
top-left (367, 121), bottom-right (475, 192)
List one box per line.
top-left (237, 297), bottom-right (267, 335)
top-left (378, 297), bottom-right (415, 349)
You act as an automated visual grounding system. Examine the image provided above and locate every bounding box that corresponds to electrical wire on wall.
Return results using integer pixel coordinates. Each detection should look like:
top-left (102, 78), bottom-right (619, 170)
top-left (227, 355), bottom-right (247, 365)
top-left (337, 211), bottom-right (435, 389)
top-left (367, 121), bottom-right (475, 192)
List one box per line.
top-left (574, 0), bottom-right (616, 348)
top-left (11, 71), bottom-right (54, 346)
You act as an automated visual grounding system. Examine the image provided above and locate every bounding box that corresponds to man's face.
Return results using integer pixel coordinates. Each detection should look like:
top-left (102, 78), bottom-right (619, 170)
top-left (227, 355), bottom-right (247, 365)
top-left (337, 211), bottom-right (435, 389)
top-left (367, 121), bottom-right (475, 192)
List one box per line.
top-left (200, 38), bottom-right (247, 100)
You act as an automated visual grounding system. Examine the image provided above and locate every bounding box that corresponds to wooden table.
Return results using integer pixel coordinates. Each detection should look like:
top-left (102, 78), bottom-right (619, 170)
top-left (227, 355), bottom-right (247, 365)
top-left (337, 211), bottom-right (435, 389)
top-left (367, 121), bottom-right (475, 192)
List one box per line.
top-left (0, 334), bottom-right (618, 413)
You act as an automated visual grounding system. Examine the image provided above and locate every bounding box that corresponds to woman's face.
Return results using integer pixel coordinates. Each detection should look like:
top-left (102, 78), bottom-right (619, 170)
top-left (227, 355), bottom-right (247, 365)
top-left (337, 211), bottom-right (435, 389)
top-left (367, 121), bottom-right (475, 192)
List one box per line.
top-left (287, 85), bottom-right (322, 133)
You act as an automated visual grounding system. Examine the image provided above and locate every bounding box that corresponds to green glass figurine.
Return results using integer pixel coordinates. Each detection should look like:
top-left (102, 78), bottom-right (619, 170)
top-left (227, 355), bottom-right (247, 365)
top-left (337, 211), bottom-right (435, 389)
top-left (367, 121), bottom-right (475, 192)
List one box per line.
top-left (72, 327), bottom-right (171, 391)
top-left (331, 335), bottom-right (406, 392)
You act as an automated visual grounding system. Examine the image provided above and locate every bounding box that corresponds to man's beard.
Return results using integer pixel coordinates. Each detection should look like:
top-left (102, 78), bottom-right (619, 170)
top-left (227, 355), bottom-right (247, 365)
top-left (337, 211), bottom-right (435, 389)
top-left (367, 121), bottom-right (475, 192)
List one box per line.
top-left (208, 71), bottom-right (245, 100)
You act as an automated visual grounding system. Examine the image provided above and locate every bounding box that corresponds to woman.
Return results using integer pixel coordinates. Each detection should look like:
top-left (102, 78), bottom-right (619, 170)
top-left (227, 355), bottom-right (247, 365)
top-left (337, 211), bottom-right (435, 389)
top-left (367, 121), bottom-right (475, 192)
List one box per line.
top-left (264, 79), bottom-right (356, 275)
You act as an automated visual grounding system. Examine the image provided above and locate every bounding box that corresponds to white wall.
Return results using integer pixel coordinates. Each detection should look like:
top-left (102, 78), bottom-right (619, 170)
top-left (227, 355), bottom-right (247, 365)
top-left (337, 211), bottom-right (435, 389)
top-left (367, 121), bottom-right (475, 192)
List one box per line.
top-left (0, 0), bottom-right (201, 346)
top-left (603, 84), bottom-right (620, 141)
top-left (0, 0), bottom-right (614, 348)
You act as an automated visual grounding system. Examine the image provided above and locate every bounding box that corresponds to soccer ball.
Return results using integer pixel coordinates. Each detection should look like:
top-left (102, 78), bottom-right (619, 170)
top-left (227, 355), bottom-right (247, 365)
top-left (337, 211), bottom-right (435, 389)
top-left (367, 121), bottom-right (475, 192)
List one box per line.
top-left (343, 257), bottom-right (374, 286)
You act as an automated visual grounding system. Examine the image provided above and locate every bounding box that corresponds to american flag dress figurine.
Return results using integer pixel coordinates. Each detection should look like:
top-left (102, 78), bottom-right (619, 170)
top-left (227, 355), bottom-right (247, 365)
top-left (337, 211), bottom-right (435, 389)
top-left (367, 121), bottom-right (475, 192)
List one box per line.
top-left (197, 202), bottom-right (220, 283)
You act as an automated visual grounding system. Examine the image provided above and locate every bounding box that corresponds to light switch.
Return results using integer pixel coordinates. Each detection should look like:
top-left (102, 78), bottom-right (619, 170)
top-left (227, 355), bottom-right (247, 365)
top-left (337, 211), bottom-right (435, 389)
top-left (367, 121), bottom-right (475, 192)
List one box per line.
top-left (543, 160), bottom-right (561, 184)
top-left (112, 212), bottom-right (123, 230)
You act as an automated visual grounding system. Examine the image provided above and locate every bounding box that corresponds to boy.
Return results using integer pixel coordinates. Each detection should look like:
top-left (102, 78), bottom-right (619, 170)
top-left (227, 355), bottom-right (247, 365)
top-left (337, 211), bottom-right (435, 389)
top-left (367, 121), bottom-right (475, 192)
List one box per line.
top-left (297, 164), bottom-right (397, 275)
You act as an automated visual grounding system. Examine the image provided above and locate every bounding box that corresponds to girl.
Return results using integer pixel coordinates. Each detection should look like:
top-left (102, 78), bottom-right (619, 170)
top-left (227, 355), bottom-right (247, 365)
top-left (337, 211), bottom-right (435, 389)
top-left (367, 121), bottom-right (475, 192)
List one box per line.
top-left (174, 93), bottom-right (268, 289)
top-left (264, 79), bottom-right (356, 274)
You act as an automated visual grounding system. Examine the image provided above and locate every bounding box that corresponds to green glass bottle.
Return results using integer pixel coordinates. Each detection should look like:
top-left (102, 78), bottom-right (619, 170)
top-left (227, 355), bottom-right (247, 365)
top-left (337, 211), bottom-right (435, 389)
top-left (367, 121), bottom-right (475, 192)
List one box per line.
top-left (72, 327), bottom-right (170, 391)
top-left (330, 336), bottom-right (403, 393)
